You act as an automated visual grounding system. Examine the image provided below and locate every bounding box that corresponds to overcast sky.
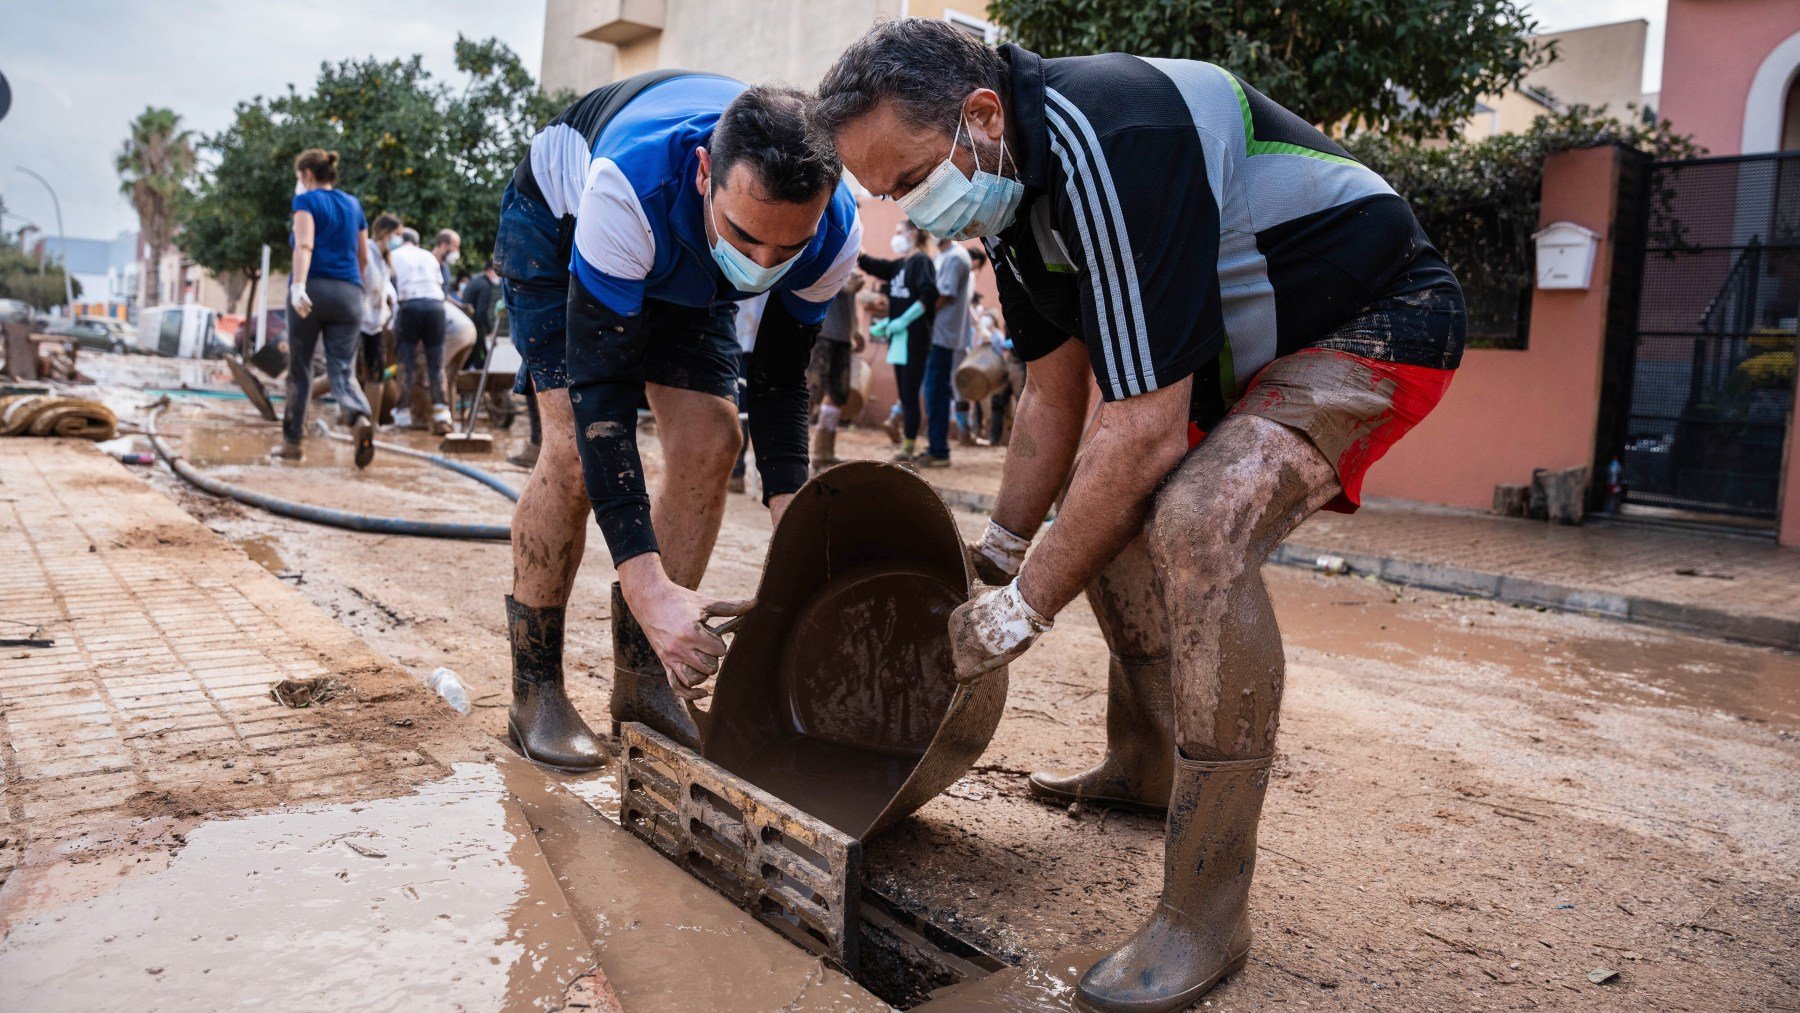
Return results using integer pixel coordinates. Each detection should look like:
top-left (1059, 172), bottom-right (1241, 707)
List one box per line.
top-left (0, 0), bottom-right (1665, 243)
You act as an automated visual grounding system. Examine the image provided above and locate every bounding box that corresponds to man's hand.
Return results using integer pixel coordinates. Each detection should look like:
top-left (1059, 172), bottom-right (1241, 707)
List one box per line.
top-left (620, 558), bottom-right (754, 700)
top-left (969, 519), bottom-right (1030, 587)
top-left (948, 580), bottom-right (1053, 684)
top-left (769, 492), bottom-right (795, 529)
top-left (289, 283), bottom-right (313, 319)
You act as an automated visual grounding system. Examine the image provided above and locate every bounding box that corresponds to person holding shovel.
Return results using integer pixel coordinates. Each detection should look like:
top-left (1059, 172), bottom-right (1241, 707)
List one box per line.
top-left (493, 73), bottom-right (861, 771)
top-left (815, 19), bottom-right (1464, 1011)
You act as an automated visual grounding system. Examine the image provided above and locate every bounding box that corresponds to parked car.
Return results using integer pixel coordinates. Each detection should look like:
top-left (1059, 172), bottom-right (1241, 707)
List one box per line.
top-left (46, 317), bottom-right (134, 354)
top-left (137, 305), bottom-right (225, 359)
top-left (0, 298), bottom-right (32, 324)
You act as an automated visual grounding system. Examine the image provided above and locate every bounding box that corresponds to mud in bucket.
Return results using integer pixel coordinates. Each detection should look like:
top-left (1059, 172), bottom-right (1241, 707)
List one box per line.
top-left (699, 460), bottom-right (1006, 840)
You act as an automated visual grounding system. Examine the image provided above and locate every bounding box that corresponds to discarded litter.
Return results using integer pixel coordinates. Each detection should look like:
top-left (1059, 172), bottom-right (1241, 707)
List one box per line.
top-left (270, 677), bottom-right (345, 708)
top-left (425, 667), bottom-right (471, 715)
top-left (1316, 554), bottom-right (1350, 575)
top-left (1587, 968), bottom-right (1619, 985)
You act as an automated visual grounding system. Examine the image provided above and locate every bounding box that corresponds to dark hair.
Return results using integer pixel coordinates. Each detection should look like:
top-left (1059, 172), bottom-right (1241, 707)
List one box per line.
top-left (813, 18), bottom-right (1008, 139)
top-left (371, 212), bottom-right (402, 237)
top-left (294, 148), bottom-right (340, 183)
top-left (710, 85), bottom-right (841, 204)
top-left (969, 246), bottom-right (988, 267)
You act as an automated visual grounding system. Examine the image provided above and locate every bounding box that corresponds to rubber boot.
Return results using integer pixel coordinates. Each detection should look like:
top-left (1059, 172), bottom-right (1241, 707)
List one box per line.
top-left (1077, 754), bottom-right (1272, 1012)
top-left (607, 582), bottom-right (703, 750)
top-left (1029, 652), bottom-right (1175, 813)
top-left (505, 595), bottom-right (606, 772)
top-left (810, 425), bottom-right (837, 475)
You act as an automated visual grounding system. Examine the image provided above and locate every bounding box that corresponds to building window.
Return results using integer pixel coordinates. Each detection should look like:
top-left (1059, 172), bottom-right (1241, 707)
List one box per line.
top-left (944, 9), bottom-right (1000, 44)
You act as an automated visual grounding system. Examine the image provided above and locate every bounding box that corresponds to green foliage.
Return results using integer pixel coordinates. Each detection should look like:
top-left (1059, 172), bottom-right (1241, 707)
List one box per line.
top-left (988, 0), bottom-right (1551, 141)
top-left (1346, 106), bottom-right (1703, 347)
top-left (116, 107), bottom-right (195, 306)
top-left (0, 206), bottom-right (82, 310)
top-left (178, 36), bottom-right (572, 282)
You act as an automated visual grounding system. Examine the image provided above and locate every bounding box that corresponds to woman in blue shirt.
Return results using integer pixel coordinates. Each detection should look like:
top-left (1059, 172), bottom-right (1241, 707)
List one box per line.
top-left (281, 147), bottom-right (376, 467)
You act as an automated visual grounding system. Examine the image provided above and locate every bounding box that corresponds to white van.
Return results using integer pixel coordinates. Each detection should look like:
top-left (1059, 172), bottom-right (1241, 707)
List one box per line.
top-left (137, 305), bottom-right (225, 359)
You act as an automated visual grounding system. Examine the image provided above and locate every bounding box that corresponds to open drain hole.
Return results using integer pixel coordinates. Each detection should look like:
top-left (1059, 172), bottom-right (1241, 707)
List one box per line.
top-left (854, 888), bottom-right (1008, 1008)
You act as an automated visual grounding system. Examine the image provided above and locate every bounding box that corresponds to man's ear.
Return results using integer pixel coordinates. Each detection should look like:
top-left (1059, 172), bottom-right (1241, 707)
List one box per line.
top-left (695, 146), bottom-right (712, 195)
top-left (965, 89), bottom-right (1005, 142)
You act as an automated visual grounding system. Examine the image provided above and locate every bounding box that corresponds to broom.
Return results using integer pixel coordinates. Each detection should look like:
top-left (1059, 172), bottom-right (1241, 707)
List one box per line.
top-left (438, 329), bottom-right (496, 454)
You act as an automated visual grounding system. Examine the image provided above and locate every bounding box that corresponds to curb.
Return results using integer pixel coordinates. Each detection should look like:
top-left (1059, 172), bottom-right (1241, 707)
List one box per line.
top-left (1270, 542), bottom-right (1800, 652)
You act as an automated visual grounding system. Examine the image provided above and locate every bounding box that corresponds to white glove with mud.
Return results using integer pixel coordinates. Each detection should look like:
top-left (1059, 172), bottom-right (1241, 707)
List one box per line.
top-left (949, 579), bottom-right (1053, 685)
top-left (289, 282), bottom-right (313, 319)
top-left (970, 520), bottom-right (1030, 586)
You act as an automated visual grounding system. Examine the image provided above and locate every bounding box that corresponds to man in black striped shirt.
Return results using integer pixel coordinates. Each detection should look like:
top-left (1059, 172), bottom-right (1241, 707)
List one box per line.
top-left (816, 19), bottom-right (1464, 1011)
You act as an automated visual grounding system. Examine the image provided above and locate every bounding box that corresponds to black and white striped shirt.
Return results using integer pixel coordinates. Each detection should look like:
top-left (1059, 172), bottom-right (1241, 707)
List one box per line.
top-left (985, 45), bottom-right (1460, 424)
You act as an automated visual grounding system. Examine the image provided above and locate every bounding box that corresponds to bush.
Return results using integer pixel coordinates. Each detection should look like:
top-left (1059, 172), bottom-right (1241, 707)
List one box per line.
top-left (1347, 106), bottom-right (1702, 348)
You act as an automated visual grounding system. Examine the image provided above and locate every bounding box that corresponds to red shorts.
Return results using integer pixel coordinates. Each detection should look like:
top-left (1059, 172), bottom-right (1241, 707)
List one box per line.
top-left (1187, 348), bottom-right (1455, 514)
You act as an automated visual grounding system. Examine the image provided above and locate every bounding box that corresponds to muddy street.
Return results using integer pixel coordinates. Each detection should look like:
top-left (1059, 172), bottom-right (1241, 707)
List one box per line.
top-left (127, 405), bottom-right (1800, 1011)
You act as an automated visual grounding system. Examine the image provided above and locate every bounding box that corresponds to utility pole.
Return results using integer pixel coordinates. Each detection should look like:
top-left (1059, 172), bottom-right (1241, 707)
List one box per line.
top-left (16, 166), bottom-right (73, 310)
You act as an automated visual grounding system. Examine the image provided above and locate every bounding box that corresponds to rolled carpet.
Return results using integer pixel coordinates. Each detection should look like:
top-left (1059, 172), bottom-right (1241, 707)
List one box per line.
top-left (0, 395), bottom-right (118, 440)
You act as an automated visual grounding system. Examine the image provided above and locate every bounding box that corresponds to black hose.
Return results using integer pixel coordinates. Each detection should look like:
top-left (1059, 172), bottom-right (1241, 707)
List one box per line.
top-left (317, 429), bottom-right (520, 502)
top-left (146, 406), bottom-right (512, 541)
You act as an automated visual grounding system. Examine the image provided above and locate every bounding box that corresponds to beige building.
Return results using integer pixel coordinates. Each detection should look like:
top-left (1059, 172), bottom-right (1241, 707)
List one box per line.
top-left (1458, 18), bottom-right (1649, 139)
top-left (541, 0), bottom-right (999, 95)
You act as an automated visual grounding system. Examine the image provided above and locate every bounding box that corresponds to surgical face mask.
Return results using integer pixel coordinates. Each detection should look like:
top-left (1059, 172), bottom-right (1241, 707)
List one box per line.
top-left (896, 113), bottom-right (1025, 240)
top-left (386, 235), bottom-right (402, 251)
top-left (890, 233), bottom-right (913, 256)
top-left (294, 179), bottom-right (306, 197)
top-left (708, 191), bottom-right (802, 293)
top-left (445, 250), bottom-right (460, 266)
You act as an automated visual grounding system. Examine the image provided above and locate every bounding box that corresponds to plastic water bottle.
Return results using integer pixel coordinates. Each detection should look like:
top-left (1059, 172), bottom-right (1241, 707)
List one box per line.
top-left (425, 667), bottom-right (471, 715)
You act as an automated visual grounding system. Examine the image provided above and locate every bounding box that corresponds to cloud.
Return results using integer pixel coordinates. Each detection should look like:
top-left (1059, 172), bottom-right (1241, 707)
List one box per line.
top-left (0, 0), bottom-right (544, 239)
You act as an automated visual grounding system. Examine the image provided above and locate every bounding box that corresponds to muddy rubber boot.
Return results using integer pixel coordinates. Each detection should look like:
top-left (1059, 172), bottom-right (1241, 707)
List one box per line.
top-left (508, 441), bottom-right (540, 469)
top-left (271, 440), bottom-right (303, 462)
top-left (607, 582), bottom-right (703, 750)
top-left (1077, 754), bottom-right (1271, 1012)
top-left (505, 595), bottom-right (606, 772)
top-left (810, 425), bottom-right (837, 475)
top-left (351, 415), bottom-right (375, 469)
top-left (1029, 653), bottom-right (1175, 813)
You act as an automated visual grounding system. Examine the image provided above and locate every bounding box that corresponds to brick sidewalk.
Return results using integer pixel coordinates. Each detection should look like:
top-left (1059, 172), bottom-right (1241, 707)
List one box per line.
top-left (827, 428), bottom-right (1800, 649)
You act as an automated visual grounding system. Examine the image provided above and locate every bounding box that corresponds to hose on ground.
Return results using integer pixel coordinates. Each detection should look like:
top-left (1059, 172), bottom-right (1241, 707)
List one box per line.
top-left (317, 427), bottom-right (520, 502)
top-left (146, 405), bottom-right (513, 541)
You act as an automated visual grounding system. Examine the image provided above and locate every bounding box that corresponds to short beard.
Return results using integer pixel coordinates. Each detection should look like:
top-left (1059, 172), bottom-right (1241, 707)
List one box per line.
top-left (966, 133), bottom-right (1016, 179)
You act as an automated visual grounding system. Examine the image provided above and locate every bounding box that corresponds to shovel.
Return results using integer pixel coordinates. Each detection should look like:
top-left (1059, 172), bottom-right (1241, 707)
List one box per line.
top-left (438, 329), bottom-right (496, 455)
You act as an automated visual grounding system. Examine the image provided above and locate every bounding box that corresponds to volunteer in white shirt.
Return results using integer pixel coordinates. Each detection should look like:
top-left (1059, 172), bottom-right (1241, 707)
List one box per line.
top-left (389, 228), bottom-right (453, 433)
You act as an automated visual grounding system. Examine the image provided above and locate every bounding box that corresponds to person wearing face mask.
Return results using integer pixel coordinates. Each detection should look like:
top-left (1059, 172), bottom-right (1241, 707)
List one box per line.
top-left (491, 73), bottom-right (861, 771)
top-left (856, 221), bottom-right (938, 462)
top-left (817, 19), bottom-right (1465, 1012)
top-left (281, 147), bottom-right (376, 467)
top-left (432, 229), bottom-right (463, 305)
top-left (358, 212), bottom-right (403, 410)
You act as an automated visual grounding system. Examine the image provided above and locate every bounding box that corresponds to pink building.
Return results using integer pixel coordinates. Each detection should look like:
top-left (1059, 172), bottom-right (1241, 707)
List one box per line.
top-left (1660, 0), bottom-right (1800, 156)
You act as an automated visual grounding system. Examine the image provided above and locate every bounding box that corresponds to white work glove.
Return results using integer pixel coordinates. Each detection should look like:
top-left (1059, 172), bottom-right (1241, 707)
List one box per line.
top-left (289, 282), bottom-right (313, 319)
top-left (948, 579), bottom-right (1053, 685)
top-left (970, 520), bottom-right (1030, 586)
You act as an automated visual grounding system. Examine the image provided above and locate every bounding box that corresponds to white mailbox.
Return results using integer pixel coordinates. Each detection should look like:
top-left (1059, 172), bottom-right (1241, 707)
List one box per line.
top-left (1533, 221), bottom-right (1601, 290)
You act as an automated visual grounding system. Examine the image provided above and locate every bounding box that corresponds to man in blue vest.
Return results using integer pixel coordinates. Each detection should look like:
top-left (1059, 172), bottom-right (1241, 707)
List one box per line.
top-left (494, 73), bottom-right (862, 772)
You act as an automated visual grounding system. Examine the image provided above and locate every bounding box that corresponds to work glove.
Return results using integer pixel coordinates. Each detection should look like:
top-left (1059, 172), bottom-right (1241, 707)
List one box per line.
top-left (948, 579), bottom-right (1053, 685)
top-left (869, 317), bottom-right (893, 341)
top-left (969, 520), bottom-right (1030, 587)
top-left (289, 282), bottom-right (313, 319)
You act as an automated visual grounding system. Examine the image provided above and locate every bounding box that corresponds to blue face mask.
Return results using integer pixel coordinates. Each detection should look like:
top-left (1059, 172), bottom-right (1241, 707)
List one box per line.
top-left (708, 191), bottom-right (803, 294)
top-left (897, 115), bottom-right (1024, 241)
top-left (386, 235), bottom-right (402, 251)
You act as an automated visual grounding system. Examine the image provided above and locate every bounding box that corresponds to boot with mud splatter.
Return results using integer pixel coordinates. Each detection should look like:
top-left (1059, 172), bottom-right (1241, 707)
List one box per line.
top-left (1077, 754), bottom-right (1270, 1012)
top-left (505, 595), bottom-right (605, 772)
top-left (1029, 652), bottom-right (1174, 813)
top-left (607, 582), bottom-right (703, 749)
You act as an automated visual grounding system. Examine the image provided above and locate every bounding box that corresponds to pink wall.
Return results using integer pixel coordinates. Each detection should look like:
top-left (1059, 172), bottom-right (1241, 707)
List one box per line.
top-left (1660, 0), bottom-right (1800, 156)
top-left (1362, 146), bottom-right (1622, 509)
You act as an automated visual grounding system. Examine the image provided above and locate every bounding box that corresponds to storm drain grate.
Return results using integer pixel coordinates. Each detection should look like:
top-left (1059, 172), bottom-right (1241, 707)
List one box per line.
top-left (621, 722), bottom-right (863, 972)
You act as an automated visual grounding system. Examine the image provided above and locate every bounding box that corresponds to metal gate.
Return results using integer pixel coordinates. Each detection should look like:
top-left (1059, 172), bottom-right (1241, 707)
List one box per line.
top-left (1621, 151), bottom-right (1800, 520)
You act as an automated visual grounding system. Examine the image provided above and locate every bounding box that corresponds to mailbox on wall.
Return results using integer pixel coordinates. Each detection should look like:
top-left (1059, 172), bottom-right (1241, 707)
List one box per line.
top-left (1533, 221), bottom-right (1601, 290)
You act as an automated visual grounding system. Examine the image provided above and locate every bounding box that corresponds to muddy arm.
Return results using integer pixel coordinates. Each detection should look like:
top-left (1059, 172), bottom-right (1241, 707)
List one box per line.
top-left (564, 279), bottom-right (658, 565)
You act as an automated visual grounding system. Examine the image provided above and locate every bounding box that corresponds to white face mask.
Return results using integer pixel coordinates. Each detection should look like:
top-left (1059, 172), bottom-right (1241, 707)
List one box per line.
top-left (445, 250), bottom-right (461, 266)
top-left (890, 233), bottom-right (913, 256)
top-left (294, 179), bottom-right (306, 197)
top-left (895, 113), bottom-right (1025, 240)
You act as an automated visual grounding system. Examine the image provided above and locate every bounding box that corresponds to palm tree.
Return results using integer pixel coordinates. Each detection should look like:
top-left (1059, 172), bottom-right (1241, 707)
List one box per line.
top-left (116, 107), bottom-right (194, 308)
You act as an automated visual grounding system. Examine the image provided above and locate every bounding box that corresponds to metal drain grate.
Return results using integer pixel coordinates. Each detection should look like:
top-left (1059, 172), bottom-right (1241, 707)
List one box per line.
top-left (620, 722), bottom-right (863, 971)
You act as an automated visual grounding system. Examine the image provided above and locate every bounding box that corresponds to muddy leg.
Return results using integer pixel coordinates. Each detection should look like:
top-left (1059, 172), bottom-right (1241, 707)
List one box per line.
top-left (1078, 414), bottom-right (1338, 1012)
top-left (644, 383), bottom-right (742, 591)
top-left (1028, 535), bottom-right (1177, 811)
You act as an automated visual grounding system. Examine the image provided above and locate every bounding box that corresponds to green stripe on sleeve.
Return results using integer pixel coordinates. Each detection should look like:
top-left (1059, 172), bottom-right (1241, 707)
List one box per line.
top-left (1224, 75), bottom-right (1360, 165)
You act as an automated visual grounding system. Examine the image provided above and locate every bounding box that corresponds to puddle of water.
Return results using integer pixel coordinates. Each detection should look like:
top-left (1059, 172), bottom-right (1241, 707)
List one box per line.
top-left (0, 764), bottom-right (594, 1012)
top-left (1275, 573), bottom-right (1800, 727)
top-left (231, 533), bottom-right (290, 575)
top-left (499, 757), bottom-right (889, 1012)
top-left (913, 950), bottom-right (1105, 1011)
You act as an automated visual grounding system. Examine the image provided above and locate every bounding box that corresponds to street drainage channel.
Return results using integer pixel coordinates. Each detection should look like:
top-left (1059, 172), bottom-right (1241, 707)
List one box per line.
top-left (602, 462), bottom-right (1065, 1008)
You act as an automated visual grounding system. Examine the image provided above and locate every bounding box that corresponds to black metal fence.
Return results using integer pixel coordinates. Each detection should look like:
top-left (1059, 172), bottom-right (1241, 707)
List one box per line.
top-left (1621, 152), bottom-right (1799, 519)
